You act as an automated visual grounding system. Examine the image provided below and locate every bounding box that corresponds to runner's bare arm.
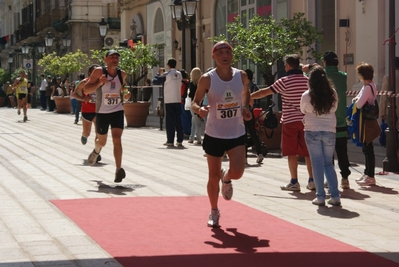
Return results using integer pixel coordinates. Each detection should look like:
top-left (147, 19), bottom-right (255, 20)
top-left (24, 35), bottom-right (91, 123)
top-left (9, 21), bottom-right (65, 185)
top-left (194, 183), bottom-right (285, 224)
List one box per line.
top-left (84, 68), bottom-right (106, 94)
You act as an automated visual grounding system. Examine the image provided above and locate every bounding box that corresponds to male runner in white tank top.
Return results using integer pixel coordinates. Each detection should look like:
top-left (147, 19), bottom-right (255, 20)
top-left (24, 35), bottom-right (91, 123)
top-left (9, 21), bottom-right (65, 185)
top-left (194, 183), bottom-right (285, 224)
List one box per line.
top-left (192, 41), bottom-right (252, 227)
top-left (84, 50), bottom-right (129, 183)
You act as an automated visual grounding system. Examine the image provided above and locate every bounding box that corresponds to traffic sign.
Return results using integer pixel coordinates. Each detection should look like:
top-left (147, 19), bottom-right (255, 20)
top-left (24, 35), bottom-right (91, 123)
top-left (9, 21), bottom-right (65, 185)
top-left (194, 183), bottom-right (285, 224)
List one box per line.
top-left (23, 59), bottom-right (33, 69)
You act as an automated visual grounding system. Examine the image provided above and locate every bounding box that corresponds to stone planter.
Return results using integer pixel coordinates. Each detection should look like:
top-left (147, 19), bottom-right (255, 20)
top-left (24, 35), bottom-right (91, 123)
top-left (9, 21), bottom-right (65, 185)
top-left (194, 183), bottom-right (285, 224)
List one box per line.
top-left (54, 96), bottom-right (72, 114)
top-left (124, 101), bottom-right (151, 127)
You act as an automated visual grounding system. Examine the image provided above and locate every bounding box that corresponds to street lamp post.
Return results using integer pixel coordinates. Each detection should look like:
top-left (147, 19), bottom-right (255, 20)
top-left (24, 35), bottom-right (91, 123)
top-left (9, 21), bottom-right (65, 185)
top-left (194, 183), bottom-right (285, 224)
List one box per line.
top-left (98, 17), bottom-right (108, 48)
top-left (383, 0), bottom-right (399, 172)
top-left (44, 32), bottom-right (71, 55)
top-left (170, 0), bottom-right (198, 70)
top-left (21, 42), bottom-right (46, 108)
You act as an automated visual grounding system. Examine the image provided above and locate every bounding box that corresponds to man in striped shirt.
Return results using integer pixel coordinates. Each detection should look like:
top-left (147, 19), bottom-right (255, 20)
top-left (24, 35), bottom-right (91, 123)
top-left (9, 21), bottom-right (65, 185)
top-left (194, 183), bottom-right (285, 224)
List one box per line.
top-left (251, 54), bottom-right (313, 192)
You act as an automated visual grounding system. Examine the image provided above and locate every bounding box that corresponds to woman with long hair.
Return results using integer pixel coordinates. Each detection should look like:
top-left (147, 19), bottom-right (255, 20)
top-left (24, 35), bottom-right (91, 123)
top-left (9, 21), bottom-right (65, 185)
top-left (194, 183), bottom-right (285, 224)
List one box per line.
top-left (300, 65), bottom-right (340, 206)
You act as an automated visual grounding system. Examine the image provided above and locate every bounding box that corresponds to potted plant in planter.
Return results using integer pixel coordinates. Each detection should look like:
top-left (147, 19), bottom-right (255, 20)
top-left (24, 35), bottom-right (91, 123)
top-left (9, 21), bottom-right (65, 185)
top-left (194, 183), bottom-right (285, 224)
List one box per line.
top-left (38, 50), bottom-right (90, 113)
top-left (91, 41), bottom-right (163, 127)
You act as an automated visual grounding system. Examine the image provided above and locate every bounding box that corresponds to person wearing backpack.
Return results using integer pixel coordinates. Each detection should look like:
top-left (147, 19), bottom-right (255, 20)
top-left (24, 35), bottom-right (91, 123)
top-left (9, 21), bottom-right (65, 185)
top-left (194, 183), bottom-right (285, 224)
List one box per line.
top-left (83, 50), bottom-right (128, 183)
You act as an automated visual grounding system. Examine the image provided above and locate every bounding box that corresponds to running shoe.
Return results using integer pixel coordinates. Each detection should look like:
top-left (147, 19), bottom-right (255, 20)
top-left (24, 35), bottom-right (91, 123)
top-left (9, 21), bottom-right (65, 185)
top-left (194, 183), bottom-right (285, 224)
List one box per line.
top-left (306, 181), bottom-right (315, 190)
top-left (163, 142), bottom-right (174, 146)
top-left (207, 209), bottom-right (220, 228)
top-left (356, 177), bottom-right (376, 186)
top-left (281, 182), bottom-right (300, 191)
top-left (341, 179), bottom-right (350, 189)
top-left (17, 109), bottom-right (21, 115)
top-left (114, 168), bottom-right (126, 183)
top-left (176, 142), bottom-right (184, 147)
top-left (220, 168), bottom-right (233, 200)
top-left (81, 136), bottom-right (87, 145)
top-left (23, 116), bottom-right (27, 122)
top-left (87, 149), bottom-right (100, 165)
top-left (327, 198), bottom-right (341, 206)
top-left (312, 198), bottom-right (325, 206)
top-left (256, 154), bottom-right (264, 164)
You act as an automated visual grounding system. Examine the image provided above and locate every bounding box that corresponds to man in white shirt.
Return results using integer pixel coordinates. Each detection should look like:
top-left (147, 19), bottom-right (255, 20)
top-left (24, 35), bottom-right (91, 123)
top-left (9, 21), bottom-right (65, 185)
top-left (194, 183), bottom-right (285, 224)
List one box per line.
top-left (153, 58), bottom-right (184, 147)
top-left (39, 74), bottom-right (48, 110)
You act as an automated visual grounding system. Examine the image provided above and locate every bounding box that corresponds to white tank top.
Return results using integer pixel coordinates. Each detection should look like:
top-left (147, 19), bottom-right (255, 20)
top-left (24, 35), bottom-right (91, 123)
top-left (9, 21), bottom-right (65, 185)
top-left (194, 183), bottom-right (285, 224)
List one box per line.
top-left (96, 71), bottom-right (124, 114)
top-left (205, 68), bottom-right (245, 139)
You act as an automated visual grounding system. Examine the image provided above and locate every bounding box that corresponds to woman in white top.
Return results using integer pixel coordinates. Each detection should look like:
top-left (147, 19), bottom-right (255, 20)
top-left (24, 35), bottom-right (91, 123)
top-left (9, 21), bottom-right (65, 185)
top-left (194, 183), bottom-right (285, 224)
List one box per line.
top-left (300, 65), bottom-right (340, 206)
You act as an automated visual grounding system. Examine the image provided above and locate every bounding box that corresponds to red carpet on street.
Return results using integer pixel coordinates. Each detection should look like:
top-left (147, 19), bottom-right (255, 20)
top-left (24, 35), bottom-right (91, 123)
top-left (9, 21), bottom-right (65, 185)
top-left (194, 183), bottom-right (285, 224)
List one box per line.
top-left (51, 196), bottom-right (399, 267)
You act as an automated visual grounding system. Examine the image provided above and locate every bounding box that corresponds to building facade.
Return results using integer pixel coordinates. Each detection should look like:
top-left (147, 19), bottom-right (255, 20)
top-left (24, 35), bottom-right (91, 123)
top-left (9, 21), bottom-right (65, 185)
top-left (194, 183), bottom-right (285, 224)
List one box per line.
top-left (1, 0), bottom-right (398, 94)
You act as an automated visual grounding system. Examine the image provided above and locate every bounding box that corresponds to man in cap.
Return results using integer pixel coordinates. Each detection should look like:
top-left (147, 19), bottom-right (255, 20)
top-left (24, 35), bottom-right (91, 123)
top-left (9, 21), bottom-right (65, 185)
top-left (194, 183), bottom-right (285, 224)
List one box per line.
top-left (321, 51), bottom-right (351, 189)
top-left (191, 41), bottom-right (252, 227)
top-left (84, 49), bottom-right (129, 183)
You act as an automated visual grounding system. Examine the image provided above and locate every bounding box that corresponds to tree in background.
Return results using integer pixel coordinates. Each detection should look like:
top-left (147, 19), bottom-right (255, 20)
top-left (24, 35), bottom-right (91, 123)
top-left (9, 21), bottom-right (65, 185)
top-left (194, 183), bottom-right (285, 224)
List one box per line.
top-left (212, 13), bottom-right (323, 87)
top-left (37, 49), bottom-right (91, 81)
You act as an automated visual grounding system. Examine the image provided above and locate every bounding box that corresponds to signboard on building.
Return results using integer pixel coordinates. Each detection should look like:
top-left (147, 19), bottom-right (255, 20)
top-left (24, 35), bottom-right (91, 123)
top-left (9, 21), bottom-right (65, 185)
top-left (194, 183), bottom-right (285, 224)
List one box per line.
top-left (343, 54), bottom-right (354, 65)
top-left (23, 59), bottom-right (33, 69)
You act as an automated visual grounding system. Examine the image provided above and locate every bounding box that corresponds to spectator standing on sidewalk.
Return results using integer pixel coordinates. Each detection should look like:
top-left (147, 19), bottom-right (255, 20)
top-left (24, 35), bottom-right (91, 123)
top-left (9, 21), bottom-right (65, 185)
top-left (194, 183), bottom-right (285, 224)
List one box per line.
top-left (244, 68), bottom-right (263, 164)
top-left (39, 74), bottom-right (48, 110)
top-left (188, 67), bottom-right (203, 144)
top-left (180, 69), bottom-right (192, 139)
top-left (322, 51), bottom-right (351, 189)
top-left (5, 81), bottom-right (14, 108)
top-left (191, 41), bottom-right (252, 227)
top-left (153, 58), bottom-right (184, 147)
top-left (84, 50), bottom-right (129, 183)
top-left (353, 62), bottom-right (381, 186)
top-left (251, 54), bottom-right (314, 192)
top-left (300, 65), bottom-right (341, 206)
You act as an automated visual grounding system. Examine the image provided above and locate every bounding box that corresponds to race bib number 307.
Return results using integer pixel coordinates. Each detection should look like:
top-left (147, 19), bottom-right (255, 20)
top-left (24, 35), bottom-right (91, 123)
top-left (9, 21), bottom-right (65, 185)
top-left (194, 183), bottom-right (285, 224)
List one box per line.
top-left (104, 93), bottom-right (120, 106)
top-left (216, 101), bottom-right (240, 119)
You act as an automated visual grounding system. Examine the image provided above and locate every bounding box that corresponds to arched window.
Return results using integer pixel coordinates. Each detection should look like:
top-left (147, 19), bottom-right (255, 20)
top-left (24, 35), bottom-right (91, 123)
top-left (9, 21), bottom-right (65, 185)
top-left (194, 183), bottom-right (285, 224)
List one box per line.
top-left (154, 8), bottom-right (164, 33)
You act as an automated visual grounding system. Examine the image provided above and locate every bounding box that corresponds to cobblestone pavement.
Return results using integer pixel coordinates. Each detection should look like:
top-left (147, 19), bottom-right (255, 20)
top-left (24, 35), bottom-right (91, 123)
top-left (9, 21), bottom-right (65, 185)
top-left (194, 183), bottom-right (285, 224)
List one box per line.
top-left (0, 107), bottom-right (398, 266)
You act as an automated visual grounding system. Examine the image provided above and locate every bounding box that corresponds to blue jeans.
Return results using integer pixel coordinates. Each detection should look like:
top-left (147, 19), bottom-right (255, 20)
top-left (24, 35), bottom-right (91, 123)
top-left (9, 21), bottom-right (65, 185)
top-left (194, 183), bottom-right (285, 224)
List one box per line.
top-left (180, 104), bottom-right (192, 135)
top-left (189, 108), bottom-right (202, 142)
top-left (305, 131), bottom-right (340, 200)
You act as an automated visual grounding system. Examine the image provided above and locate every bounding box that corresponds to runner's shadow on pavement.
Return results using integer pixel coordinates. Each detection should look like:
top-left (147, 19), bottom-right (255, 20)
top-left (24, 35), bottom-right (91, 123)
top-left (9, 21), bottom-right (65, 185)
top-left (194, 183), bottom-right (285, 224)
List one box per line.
top-left (87, 180), bottom-right (146, 195)
top-left (204, 228), bottom-right (269, 253)
top-left (357, 185), bottom-right (398, 195)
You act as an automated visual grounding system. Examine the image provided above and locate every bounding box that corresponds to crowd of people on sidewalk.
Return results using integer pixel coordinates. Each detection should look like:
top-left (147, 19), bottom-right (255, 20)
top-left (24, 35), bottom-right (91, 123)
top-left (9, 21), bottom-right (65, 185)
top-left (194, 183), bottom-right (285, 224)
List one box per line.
top-left (1, 44), bottom-right (386, 228)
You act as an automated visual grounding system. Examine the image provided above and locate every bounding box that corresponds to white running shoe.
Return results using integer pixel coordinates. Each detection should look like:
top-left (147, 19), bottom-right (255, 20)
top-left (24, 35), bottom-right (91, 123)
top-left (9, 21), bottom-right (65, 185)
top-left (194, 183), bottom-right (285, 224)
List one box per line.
top-left (207, 209), bottom-right (220, 228)
top-left (220, 168), bottom-right (233, 200)
top-left (256, 154), bottom-right (264, 163)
